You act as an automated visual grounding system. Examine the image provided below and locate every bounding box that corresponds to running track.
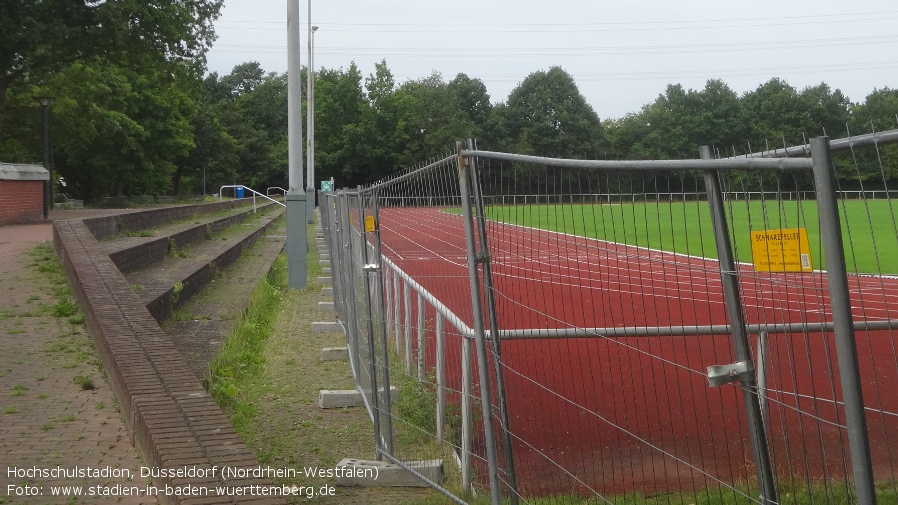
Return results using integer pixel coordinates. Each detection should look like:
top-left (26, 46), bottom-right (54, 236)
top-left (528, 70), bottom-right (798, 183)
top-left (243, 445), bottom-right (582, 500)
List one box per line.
top-left (376, 206), bottom-right (898, 498)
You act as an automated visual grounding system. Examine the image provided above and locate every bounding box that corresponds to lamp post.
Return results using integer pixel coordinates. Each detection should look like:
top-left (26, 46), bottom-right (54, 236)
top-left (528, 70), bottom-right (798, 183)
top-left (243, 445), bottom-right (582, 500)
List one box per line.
top-left (307, 25), bottom-right (318, 185)
top-left (305, 2), bottom-right (318, 223)
top-left (35, 96), bottom-right (54, 219)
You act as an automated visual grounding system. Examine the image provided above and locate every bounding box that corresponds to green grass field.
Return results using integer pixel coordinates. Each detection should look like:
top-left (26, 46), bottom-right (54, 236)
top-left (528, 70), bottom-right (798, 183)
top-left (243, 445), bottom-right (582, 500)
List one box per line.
top-left (482, 199), bottom-right (898, 274)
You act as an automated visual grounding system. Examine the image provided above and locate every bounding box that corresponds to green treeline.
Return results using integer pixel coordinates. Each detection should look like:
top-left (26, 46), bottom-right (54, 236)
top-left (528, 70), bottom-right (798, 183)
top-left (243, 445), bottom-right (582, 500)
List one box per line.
top-left (1, 2), bottom-right (896, 202)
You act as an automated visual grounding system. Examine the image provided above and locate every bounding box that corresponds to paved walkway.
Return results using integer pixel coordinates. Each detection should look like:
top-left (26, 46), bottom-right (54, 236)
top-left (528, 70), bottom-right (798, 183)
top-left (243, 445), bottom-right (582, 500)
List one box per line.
top-left (0, 212), bottom-right (156, 505)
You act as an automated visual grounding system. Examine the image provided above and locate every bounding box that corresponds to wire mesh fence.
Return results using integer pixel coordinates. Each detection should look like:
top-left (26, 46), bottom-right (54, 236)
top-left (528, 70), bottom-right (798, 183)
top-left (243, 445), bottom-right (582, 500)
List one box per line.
top-left (319, 127), bottom-right (898, 504)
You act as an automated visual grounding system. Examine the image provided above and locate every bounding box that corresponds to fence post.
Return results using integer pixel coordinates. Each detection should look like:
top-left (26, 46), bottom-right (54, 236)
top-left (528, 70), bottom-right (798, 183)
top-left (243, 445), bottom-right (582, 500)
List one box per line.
top-left (457, 140), bottom-right (502, 505)
top-left (467, 139), bottom-right (520, 502)
top-left (810, 136), bottom-right (877, 505)
top-left (417, 293), bottom-right (425, 382)
top-left (404, 282), bottom-right (412, 374)
top-left (435, 313), bottom-right (445, 441)
top-left (358, 187), bottom-right (385, 460)
top-left (340, 192), bottom-right (361, 382)
top-left (370, 188), bottom-right (394, 457)
top-left (384, 264), bottom-right (393, 337)
top-left (700, 146), bottom-right (779, 505)
top-left (461, 321), bottom-right (472, 493)
top-left (321, 194), bottom-right (340, 317)
top-left (393, 274), bottom-right (401, 351)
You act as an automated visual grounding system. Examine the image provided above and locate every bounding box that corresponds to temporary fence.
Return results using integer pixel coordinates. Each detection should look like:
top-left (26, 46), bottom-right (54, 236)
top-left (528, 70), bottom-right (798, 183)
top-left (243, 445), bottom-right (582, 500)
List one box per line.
top-left (320, 127), bottom-right (898, 505)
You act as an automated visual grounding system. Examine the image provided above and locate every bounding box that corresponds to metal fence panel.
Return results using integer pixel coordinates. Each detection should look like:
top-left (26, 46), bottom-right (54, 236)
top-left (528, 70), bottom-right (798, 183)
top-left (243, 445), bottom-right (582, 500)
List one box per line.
top-left (319, 128), bottom-right (898, 504)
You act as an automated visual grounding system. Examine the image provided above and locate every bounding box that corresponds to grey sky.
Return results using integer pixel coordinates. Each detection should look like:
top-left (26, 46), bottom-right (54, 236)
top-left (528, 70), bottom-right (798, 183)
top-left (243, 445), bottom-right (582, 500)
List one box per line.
top-left (205, 0), bottom-right (898, 120)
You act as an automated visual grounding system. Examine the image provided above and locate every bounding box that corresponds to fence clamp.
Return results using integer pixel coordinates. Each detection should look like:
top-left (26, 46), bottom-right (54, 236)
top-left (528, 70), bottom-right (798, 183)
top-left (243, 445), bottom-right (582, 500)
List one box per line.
top-left (707, 360), bottom-right (754, 387)
top-left (362, 263), bottom-right (381, 273)
top-left (475, 251), bottom-right (491, 264)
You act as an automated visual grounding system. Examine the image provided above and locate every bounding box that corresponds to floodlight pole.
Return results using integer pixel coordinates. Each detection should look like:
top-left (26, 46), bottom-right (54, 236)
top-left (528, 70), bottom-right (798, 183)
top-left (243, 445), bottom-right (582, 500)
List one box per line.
top-left (287, 0), bottom-right (308, 289)
top-left (305, 1), bottom-right (316, 223)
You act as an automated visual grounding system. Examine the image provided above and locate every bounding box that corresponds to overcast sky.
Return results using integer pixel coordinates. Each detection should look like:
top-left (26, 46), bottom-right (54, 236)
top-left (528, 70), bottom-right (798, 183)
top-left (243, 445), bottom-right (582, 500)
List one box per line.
top-left (204, 0), bottom-right (898, 120)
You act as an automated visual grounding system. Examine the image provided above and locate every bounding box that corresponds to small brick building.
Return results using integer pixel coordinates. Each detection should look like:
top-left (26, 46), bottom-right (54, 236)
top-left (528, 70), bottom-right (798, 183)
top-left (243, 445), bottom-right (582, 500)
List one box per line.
top-left (0, 162), bottom-right (49, 225)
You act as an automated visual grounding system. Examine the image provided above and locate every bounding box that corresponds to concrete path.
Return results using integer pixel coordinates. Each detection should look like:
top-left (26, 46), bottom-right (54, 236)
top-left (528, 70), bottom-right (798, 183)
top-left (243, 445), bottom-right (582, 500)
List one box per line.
top-left (0, 212), bottom-right (156, 504)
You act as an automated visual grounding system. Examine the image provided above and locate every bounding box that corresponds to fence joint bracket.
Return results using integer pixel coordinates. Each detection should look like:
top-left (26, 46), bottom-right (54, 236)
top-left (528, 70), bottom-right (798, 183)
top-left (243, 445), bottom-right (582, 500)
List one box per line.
top-left (707, 360), bottom-right (754, 387)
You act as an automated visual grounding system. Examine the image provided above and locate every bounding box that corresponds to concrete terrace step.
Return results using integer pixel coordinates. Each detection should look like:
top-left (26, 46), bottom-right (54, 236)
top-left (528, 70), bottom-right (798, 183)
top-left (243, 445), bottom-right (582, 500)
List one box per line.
top-left (165, 234), bottom-right (286, 380)
top-left (103, 201), bottom-right (278, 274)
top-left (126, 207), bottom-right (285, 323)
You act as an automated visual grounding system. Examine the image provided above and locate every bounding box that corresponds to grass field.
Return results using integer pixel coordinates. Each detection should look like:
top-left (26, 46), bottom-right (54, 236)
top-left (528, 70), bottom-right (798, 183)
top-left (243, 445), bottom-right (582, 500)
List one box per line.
top-left (481, 199), bottom-right (898, 274)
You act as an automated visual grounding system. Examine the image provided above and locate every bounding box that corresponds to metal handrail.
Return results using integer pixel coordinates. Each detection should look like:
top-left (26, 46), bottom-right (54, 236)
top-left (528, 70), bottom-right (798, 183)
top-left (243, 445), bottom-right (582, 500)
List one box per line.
top-left (267, 186), bottom-right (287, 197)
top-left (218, 185), bottom-right (286, 212)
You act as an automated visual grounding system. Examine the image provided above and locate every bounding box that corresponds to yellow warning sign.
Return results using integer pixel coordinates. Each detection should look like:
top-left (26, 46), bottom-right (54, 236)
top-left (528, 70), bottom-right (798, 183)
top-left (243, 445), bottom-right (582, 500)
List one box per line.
top-left (364, 215), bottom-right (377, 233)
top-left (750, 228), bottom-right (813, 272)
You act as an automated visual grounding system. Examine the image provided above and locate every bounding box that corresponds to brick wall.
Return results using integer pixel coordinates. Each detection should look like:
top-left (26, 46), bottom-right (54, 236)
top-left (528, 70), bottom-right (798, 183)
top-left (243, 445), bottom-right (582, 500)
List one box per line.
top-left (53, 216), bottom-right (286, 504)
top-left (0, 179), bottom-right (45, 224)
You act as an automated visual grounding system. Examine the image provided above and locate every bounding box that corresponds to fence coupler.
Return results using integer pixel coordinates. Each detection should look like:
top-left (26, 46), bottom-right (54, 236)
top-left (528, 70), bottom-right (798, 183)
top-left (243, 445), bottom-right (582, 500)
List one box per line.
top-left (707, 360), bottom-right (754, 387)
top-left (362, 263), bottom-right (381, 273)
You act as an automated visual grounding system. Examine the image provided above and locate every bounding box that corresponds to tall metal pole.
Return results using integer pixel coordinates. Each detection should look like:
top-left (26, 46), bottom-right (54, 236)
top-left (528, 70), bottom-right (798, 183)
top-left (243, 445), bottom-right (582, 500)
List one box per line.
top-left (305, 0), bottom-right (316, 224)
top-left (286, 0), bottom-right (308, 289)
top-left (701, 146), bottom-right (778, 505)
top-left (810, 136), bottom-right (877, 505)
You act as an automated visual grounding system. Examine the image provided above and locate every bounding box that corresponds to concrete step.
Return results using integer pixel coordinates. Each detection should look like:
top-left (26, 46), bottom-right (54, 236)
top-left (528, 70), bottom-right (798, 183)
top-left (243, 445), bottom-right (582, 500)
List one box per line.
top-left (319, 387), bottom-right (398, 409)
top-left (321, 347), bottom-right (348, 360)
top-left (126, 207), bottom-right (286, 323)
top-left (104, 201), bottom-right (279, 274)
top-left (312, 321), bottom-right (341, 333)
top-left (336, 458), bottom-right (443, 487)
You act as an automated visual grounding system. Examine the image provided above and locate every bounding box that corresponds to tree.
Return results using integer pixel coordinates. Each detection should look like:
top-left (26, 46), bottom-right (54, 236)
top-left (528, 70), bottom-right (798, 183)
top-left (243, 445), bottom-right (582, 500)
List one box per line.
top-left (44, 59), bottom-right (197, 201)
top-left (198, 67), bottom-right (289, 191)
top-left (843, 88), bottom-right (898, 185)
top-left (848, 87), bottom-right (898, 134)
top-left (176, 101), bottom-right (238, 196)
top-left (800, 83), bottom-right (851, 138)
top-left (448, 73), bottom-right (492, 136)
top-left (313, 63), bottom-right (382, 187)
top-left (501, 66), bottom-right (608, 158)
top-left (0, 0), bottom-right (222, 135)
top-left (394, 72), bottom-right (478, 166)
top-left (741, 78), bottom-right (849, 148)
top-left (609, 80), bottom-right (744, 160)
top-left (365, 60), bottom-right (396, 105)
top-left (363, 60), bottom-right (411, 178)
top-left (220, 62), bottom-right (267, 99)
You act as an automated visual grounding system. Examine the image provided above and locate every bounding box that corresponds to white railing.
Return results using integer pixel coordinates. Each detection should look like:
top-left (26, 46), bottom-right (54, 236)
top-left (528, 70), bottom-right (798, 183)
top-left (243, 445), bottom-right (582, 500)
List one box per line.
top-left (266, 186), bottom-right (287, 197)
top-left (218, 185), bottom-right (286, 211)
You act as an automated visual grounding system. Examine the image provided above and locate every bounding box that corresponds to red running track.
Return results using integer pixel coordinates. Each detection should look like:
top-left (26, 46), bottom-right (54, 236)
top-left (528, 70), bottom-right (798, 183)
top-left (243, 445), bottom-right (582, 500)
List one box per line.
top-left (376, 206), bottom-right (898, 498)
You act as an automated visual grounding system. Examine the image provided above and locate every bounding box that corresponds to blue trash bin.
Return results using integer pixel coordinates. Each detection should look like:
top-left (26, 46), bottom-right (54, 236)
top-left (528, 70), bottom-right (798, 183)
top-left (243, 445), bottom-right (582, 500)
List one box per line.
top-left (236, 186), bottom-right (244, 199)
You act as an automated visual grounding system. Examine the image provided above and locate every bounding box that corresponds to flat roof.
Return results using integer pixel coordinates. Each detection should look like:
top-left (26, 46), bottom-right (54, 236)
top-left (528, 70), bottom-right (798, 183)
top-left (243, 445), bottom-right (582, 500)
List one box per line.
top-left (0, 162), bottom-right (50, 181)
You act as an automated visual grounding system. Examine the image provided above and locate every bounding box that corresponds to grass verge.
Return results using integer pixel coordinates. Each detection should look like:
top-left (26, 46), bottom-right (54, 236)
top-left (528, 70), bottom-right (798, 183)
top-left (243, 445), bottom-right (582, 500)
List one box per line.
top-left (207, 222), bottom-right (445, 504)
